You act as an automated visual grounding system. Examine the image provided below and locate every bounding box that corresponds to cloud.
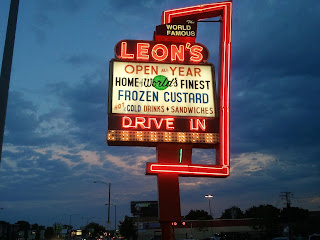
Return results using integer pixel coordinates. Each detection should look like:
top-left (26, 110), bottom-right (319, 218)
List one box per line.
top-left (4, 91), bottom-right (78, 147)
top-left (104, 151), bottom-right (155, 177)
top-left (62, 54), bottom-right (102, 67)
top-left (231, 152), bottom-right (276, 176)
top-left (31, 0), bottom-right (90, 43)
top-left (232, 0), bottom-right (320, 78)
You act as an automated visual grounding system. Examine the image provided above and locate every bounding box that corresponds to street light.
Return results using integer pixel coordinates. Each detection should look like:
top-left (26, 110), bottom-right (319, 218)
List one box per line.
top-left (106, 203), bottom-right (117, 232)
top-left (205, 194), bottom-right (213, 218)
top-left (205, 194), bottom-right (214, 236)
top-left (94, 181), bottom-right (111, 228)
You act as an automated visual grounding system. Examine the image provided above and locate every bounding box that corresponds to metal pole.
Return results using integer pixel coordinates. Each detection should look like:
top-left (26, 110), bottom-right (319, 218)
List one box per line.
top-left (69, 215), bottom-right (72, 239)
top-left (108, 183), bottom-right (111, 223)
top-left (0, 0), bottom-right (20, 163)
top-left (205, 194), bottom-right (214, 236)
top-left (114, 205), bottom-right (116, 232)
top-left (94, 181), bottom-right (111, 231)
top-left (208, 198), bottom-right (212, 217)
top-left (205, 195), bottom-right (213, 218)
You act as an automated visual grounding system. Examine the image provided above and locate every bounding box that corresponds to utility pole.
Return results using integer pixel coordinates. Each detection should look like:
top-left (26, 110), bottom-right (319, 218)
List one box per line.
top-left (280, 192), bottom-right (293, 208)
top-left (280, 192), bottom-right (293, 239)
top-left (0, 0), bottom-right (20, 163)
top-left (94, 181), bottom-right (111, 230)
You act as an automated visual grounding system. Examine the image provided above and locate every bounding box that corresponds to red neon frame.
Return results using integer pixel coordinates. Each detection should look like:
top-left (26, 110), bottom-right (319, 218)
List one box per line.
top-left (146, 163), bottom-right (229, 177)
top-left (147, 1), bottom-right (232, 177)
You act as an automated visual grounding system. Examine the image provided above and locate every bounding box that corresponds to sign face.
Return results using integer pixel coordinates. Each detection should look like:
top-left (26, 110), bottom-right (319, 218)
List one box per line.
top-left (110, 61), bottom-right (215, 118)
top-left (114, 40), bottom-right (209, 64)
top-left (108, 40), bottom-right (219, 148)
top-left (131, 201), bottom-right (158, 217)
top-left (155, 21), bottom-right (197, 37)
top-left (154, 19), bottom-right (197, 43)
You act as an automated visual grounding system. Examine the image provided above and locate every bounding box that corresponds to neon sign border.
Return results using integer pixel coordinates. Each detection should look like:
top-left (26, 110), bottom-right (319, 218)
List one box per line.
top-left (147, 1), bottom-right (232, 177)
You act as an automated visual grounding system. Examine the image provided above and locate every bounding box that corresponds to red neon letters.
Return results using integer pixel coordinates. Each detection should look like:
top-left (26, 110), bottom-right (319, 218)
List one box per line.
top-left (190, 119), bottom-right (206, 131)
top-left (115, 40), bottom-right (208, 64)
top-left (123, 116), bottom-right (175, 130)
top-left (122, 116), bottom-right (207, 131)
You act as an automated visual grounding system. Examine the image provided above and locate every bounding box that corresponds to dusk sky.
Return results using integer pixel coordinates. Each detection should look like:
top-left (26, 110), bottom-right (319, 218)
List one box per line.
top-left (0, 0), bottom-right (319, 230)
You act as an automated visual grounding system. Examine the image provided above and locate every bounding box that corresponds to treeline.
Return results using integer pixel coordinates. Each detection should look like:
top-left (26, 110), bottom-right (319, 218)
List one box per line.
top-left (186, 205), bottom-right (319, 238)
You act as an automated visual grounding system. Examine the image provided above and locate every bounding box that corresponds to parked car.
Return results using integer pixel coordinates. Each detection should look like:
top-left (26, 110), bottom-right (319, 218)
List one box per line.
top-left (309, 234), bottom-right (320, 240)
top-left (206, 233), bottom-right (221, 240)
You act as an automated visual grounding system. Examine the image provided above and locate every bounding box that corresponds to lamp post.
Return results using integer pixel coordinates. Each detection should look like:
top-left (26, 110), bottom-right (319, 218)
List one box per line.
top-left (106, 203), bottom-right (117, 233)
top-left (94, 181), bottom-right (111, 229)
top-left (0, 0), bottom-right (20, 163)
top-left (205, 194), bottom-right (214, 236)
top-left (205, 194), bottom-right (213, 218)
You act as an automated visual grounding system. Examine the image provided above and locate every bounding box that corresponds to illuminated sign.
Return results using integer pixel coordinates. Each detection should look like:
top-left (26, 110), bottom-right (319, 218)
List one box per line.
top-left (107, 2), bottom-right (233, 180)
top-left (109, 61), bottom-right (216, 118)
top-left (144, 1), bottom-right (233, 178)
top-left (114, 40), bottom-right (209, 64)
top-left (107, 114), bottom-right (219, 146)
top-left (155, 19), bottom-right (197, 43)
top-left (131, 201), bottom-right (159, 217)
top-left (146, 163), bottom-right (229, 177)
top-left (156, 23), bottom-right (196, 37)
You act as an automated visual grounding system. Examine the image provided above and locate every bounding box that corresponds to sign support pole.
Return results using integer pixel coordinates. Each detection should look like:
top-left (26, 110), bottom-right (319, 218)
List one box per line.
top-left (156, 144), bottom-right (192, 240)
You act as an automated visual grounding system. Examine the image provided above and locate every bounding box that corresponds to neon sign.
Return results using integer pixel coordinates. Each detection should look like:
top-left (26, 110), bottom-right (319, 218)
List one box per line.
top-left (121, 116), bottom-right (208, 131)
top-left (144, 1), bottom-right (233, 178)
top-left (107, 1), bottom-right (233, 179)
top-left (108, 115), bottom-right (218, 133)
top-left (115, 40), bottom-right (209, 64)
top-left (146, 163), bottom-right (229, 177)
top-left (122, 116), bottom-right (175, 130)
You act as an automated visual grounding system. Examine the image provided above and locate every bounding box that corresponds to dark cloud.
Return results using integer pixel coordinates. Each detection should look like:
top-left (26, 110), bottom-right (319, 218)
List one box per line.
top-left (30, 0), bottom-right (90, 44)
top-left (228, 0), bottom-right (320, 167)
top-left (63, 54), bottom-right (102, 66)
top-left (36, 0), bottom-right (90, 14)
top-left (232, 0), bottom-right (320, 78)
top-left (47, 69), bottom-right (108, 149)
top-left (4, 92), bottom-right (41, 145)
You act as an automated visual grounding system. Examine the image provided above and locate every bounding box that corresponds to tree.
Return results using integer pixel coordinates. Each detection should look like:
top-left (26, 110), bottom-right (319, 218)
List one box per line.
top-left (281, 207), bottom-right (311, 236)
top-left (220, 206), bottom-right (244, 219)
top-left (31, 224), bottom-right (45, 240)
top-left (245, 204), bottom-right (281, 238)
top-left (15, 221), bottom-right (30, 239)
top-left (84, 222), bottom-right (106, 238)
top-left (0, 221), bottom-right (11, 239)
top-left (44, 227), bottom-right (55, 239)
top-left (119, 216), bottom-right (137, 240)
top-left (53, 222), bottom-right (63, 237)
top-left (15, 220), bottom-right (30, 230)
top-left (185, 209), bottom-right (213, 220)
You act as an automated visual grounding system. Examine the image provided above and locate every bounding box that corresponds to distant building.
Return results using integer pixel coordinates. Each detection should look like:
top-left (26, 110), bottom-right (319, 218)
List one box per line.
top-left (0, 222), bottom-right (44, 240)
top-left (131, 217), bottom-right (261, 240)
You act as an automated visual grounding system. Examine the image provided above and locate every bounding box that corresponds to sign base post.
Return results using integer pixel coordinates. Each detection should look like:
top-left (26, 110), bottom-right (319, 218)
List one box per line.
top-left (156, 144), bottom-right (191, 240)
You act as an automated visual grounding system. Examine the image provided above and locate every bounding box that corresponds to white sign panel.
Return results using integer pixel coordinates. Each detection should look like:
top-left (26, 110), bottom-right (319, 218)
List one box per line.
top-left (111, 61), bottom-right (215, 117)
